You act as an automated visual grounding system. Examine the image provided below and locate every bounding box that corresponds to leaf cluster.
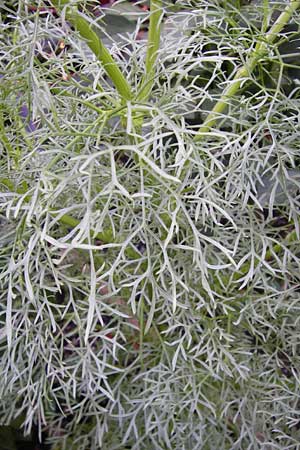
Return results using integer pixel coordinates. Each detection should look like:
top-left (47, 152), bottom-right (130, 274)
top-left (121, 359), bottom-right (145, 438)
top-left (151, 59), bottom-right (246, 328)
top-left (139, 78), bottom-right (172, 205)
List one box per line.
top-left (1, 1), bottom-right (300, 449)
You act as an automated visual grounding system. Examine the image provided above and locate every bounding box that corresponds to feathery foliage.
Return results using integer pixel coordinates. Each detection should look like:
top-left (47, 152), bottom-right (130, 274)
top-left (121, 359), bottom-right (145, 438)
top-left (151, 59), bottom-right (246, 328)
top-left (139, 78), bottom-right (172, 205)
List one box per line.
top-left (1, 0), bottom-right (300, 448)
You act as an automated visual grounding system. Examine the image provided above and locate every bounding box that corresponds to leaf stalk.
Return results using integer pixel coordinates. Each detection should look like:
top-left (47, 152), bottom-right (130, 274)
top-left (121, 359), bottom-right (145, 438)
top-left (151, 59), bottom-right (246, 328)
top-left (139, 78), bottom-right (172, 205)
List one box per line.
top-left (137, 0), bottom-right (163, 102)
top-left (50, 0), bottom-right (132, 101)
top-left (194, 0), bottom-right (300, 140)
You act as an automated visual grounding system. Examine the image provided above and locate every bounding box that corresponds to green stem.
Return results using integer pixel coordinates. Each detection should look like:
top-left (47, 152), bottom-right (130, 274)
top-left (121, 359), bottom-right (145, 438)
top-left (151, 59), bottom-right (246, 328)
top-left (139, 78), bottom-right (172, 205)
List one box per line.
top-left (194, 0), bottom-right (300, 140)
top-left (50, 0), bottom-right (132, 102)
top-left (137, 0), bottom-right (163, 102)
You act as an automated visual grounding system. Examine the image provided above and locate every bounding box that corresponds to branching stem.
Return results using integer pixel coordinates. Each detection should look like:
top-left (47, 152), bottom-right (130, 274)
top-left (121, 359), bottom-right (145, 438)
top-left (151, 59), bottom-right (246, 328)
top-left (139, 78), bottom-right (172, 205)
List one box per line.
top-left (50, 0), bottom-right (132, 101)
top-left (194, 0), bottom-right (300, 140)
top-left (137, 0), bottom-right (163, 102)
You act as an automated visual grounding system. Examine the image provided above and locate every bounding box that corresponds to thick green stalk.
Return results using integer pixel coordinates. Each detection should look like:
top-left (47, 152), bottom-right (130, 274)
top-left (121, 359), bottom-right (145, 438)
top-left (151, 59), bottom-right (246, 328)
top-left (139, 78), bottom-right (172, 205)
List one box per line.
top-left (50, 0), bottom-right (132, 101)
top-left (194, 0), bottom-right (300, 140)
top-left (137, 0), bottom-right (163, 102)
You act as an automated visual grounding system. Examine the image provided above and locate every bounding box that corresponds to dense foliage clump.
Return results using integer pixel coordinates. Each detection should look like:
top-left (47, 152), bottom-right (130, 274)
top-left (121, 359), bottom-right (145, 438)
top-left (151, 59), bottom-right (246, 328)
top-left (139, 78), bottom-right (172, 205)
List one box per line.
top-left (1, 1), bottom-right (300, 448)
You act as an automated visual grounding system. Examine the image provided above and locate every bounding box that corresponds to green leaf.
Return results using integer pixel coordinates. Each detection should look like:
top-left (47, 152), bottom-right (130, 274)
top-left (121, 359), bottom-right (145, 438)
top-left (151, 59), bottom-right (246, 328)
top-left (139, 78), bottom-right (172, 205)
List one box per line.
top-left (110, 1), bottom-right (148, 19)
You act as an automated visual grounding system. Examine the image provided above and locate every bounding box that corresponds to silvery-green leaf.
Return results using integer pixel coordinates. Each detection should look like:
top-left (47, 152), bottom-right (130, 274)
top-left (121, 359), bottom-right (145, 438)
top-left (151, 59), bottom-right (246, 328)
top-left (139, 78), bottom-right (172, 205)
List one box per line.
top-left (96, 1), bottom-right (146, 41)
top-left (256, 169), bottom-right (300, 206)
top-left (161, 11), bottom-right (200, 41)
top-left (109, 1), bottom-right (148, 20)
